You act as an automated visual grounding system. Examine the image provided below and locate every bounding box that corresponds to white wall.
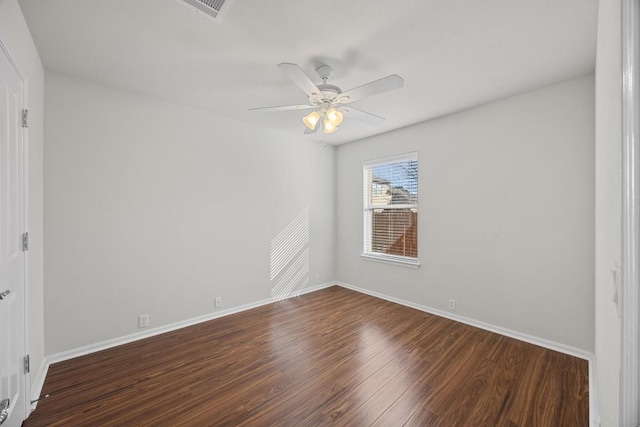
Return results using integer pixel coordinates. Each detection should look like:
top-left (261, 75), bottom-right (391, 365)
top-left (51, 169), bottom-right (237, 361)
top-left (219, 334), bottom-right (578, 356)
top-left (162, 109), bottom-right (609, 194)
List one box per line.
top-left (0, 0), bottom-right (45, 390)
top-left (337, 75), bottom-right (595, 351)
top-left (44, 71), bottom-right (336, 354)
top-left (594, 0), bottom-right (622, 424)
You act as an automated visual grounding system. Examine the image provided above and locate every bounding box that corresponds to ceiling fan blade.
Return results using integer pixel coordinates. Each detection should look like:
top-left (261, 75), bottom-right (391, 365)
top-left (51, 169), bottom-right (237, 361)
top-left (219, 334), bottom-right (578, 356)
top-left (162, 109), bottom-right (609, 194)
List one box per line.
top-left (277, 63), bottom-right (323, 97)
top-left (337, 74), bottom-right (404, 104)
top-left (342, 107), bottom-right (385, 126)
top-left (249, 104), bottom-right (315, 112)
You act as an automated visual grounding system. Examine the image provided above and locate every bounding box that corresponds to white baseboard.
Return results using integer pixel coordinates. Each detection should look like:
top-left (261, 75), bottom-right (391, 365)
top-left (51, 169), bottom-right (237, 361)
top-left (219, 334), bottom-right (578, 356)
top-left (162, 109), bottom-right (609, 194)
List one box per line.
top-left (336, 281), bottom-right (592, 359)
top-left (46, 281), bottom-right (335, 364)
top-left (589, 355), bottom-right (599, 427)
top-left (47, 279), bottom-right (593, 362)
top-left (29, 359), bottom-right (50, 413)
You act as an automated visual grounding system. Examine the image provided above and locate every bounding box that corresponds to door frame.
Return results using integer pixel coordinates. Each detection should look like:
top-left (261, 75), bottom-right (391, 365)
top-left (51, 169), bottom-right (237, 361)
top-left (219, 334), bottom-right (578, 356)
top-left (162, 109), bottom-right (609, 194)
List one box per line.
top-left (621, 0), bottom-right (640, 424)
top-left (0, 27), bottom-right (31, 421)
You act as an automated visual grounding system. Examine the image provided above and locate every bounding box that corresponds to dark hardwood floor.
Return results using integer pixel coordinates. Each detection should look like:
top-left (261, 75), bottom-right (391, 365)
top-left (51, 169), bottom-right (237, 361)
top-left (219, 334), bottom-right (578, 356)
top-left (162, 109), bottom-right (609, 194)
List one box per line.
top-left (23, 286), bottom-right (589, 426)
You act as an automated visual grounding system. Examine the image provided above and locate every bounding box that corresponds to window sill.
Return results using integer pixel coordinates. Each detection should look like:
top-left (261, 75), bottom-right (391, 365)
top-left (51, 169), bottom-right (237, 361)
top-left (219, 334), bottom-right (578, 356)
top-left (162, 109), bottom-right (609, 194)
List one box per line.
top-left (361, 253), bottom-right (421, 269)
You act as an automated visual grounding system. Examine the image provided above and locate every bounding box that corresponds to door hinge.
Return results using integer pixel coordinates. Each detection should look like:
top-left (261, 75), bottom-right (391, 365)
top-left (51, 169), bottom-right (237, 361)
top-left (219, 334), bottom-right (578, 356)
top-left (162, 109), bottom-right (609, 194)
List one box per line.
top-left (22, 232), bottom-right (28, 251)
top-left (22, 109), bottom-right (28, 128)
top-left (24, 355), bottom-right (30, 374)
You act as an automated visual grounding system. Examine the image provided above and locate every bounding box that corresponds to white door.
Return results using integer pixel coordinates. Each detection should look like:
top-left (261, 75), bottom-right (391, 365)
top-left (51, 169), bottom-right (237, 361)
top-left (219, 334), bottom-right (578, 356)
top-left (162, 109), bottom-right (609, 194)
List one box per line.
top-left (0, 41), bottom-right (27, 427)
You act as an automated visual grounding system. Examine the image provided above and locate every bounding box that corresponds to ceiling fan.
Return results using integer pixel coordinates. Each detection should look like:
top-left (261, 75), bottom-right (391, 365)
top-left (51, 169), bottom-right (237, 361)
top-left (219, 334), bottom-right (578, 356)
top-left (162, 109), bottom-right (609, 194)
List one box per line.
top-left (250, 63), bottom-right (404, 135)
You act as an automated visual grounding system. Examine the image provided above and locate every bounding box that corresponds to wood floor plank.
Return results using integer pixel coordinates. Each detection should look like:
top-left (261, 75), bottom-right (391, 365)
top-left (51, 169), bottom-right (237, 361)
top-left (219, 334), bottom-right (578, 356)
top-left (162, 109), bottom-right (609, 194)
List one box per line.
top-left (23, 286), bottom-right (589, 426)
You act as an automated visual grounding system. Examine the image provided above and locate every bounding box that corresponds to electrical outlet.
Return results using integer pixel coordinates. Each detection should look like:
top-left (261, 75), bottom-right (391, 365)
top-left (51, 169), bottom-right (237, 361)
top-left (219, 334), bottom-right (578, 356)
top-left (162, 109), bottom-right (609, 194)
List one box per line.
top-left (315, 274), bottom-right (320, 284)
top-left (138, 314), bottom-right (149, 328)
top-left (448, 299), bottom-right (456, 311)
top-left (215, 297), bottom-right (222, 308)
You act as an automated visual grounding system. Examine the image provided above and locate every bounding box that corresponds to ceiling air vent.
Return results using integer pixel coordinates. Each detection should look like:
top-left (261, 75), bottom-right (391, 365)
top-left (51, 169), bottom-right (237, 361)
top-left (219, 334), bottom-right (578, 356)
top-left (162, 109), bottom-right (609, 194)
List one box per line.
top-left (176, 0), bottom-right (235, 23)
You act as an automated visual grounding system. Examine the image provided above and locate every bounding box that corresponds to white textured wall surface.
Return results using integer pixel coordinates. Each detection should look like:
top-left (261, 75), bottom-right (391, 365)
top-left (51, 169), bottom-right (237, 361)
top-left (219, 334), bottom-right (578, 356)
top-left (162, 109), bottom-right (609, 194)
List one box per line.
top-left (336, 75), bottom-right (595, 351)
top-left (594, 0), bottom-right (622, 424)
top-left (0, 0), bottom-right (45, 390)
top-left (44, 72), bottom-right (336, 354)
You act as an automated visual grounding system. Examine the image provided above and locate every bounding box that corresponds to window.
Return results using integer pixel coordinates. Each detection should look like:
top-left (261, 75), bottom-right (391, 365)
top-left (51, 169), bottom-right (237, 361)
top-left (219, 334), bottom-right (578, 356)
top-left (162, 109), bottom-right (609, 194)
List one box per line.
top-left (363, 153), bottom-right (419, 267)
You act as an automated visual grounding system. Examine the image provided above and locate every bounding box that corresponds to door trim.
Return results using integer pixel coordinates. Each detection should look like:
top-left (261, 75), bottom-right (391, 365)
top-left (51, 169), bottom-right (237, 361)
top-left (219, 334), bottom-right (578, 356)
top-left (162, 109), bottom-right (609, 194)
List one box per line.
top-left (621, 0), bottom-right (640, 424)
top-left (0, 26), bottom-right (31, 420)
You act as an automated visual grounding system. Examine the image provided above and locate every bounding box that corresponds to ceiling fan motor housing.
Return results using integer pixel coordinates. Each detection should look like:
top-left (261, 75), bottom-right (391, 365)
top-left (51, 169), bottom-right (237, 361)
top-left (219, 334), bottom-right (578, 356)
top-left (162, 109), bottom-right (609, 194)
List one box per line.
top-left (316, 65), bottom-right (333, 81)
top-left (310, 84), bottom-right (343, 105)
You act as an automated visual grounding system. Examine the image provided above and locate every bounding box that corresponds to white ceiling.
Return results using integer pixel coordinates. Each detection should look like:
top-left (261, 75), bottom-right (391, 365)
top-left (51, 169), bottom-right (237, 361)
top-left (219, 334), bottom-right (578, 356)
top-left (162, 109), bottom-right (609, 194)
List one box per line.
top-left (18, 0), bottom-right (598, 145)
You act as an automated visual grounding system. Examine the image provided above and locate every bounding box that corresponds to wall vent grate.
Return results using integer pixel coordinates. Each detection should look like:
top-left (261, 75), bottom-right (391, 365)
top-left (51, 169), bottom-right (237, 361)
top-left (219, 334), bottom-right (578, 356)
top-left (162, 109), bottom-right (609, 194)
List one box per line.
top-left (176, 0), bottom-right (235, 23)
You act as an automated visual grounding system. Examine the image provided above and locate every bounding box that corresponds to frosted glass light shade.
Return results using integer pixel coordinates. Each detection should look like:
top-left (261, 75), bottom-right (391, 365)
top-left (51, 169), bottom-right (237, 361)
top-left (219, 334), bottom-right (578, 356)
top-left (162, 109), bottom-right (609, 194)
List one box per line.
top-left (303, 111), bottom-right (321, 130)
top-left (323, 119), bottom-right (338, 134)
top-left (326, 108), bottom-right (344, 126)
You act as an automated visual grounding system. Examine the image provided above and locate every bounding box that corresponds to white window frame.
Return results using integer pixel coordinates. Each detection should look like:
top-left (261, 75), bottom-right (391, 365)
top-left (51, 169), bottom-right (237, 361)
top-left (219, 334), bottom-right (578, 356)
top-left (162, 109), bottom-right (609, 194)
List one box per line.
top-left (362, 152), bottom-right (419, 268)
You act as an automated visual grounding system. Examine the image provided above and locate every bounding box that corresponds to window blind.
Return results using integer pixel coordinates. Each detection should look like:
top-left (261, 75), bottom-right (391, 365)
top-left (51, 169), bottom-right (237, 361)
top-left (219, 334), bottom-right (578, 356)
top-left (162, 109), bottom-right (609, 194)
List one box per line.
top-left (363, 153), bottom-right (418, 263)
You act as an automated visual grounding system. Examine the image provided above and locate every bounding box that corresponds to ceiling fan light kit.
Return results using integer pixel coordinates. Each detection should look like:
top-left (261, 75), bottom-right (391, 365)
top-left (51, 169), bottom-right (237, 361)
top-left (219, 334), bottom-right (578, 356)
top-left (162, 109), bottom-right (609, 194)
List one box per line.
top-left (250, 63), bottom-right (404, 135)
top-left (303, 107), bottom-right (344, 134)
